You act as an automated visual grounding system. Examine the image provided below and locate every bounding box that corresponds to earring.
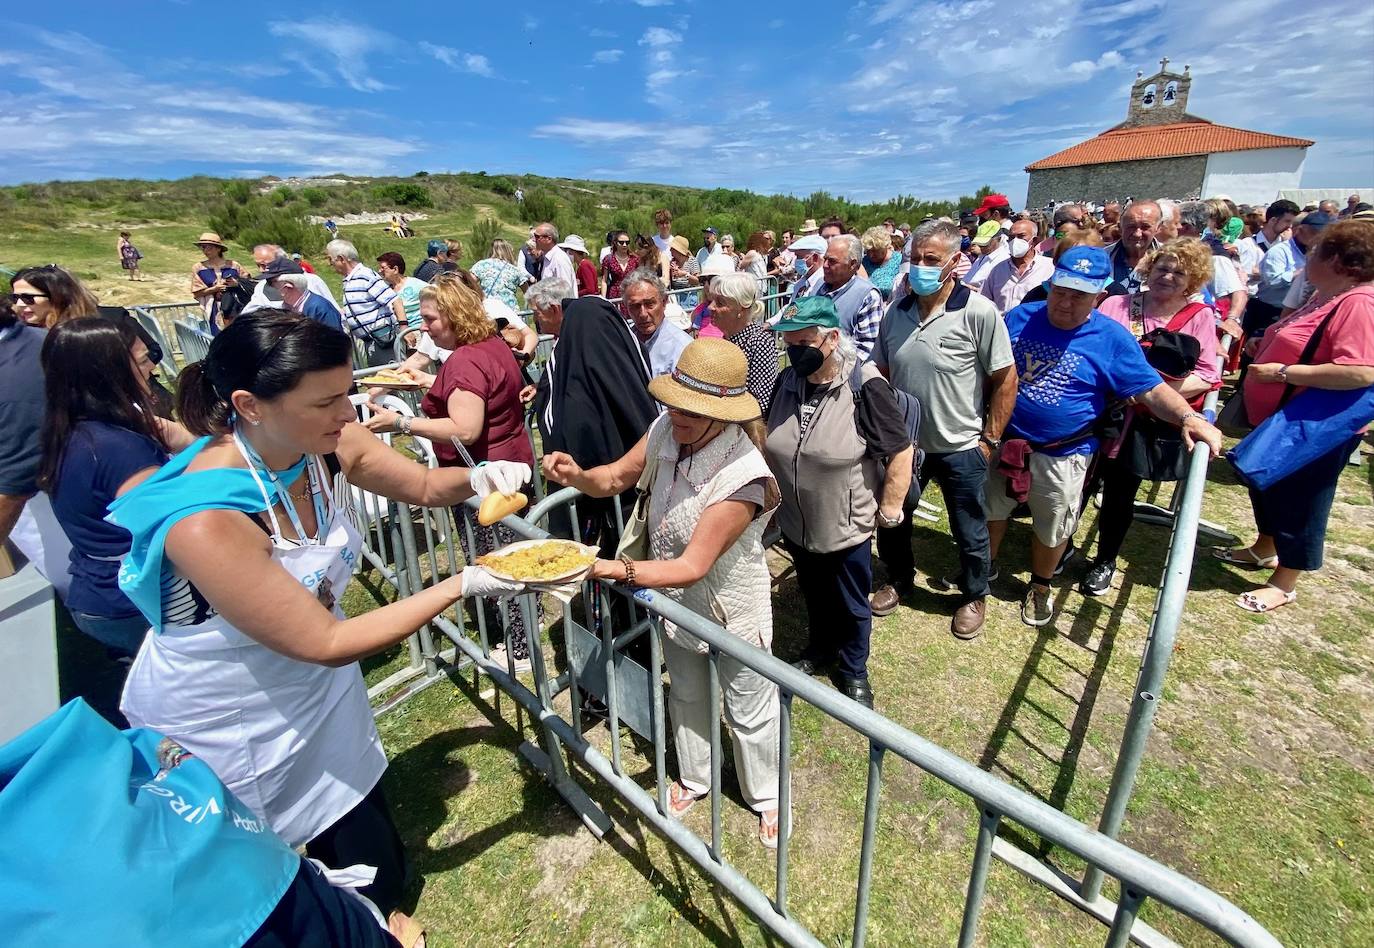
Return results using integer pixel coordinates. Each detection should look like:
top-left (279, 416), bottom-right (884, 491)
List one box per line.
top-left (249, 419), bottom-right (261, 427)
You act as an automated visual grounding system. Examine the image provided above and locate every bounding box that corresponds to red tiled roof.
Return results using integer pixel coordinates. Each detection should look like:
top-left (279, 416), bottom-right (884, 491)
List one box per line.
top-left (1025, 120), bottom-right (1313, 171)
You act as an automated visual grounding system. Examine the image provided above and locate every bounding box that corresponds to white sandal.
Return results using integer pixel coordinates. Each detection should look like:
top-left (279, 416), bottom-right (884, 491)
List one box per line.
top-left (1236, 584), bottom-right (1297, 613)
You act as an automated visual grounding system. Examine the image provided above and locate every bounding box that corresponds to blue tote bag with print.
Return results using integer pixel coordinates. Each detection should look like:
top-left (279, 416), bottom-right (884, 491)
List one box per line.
top-left (1226, 384), bottom-right (1374, 490)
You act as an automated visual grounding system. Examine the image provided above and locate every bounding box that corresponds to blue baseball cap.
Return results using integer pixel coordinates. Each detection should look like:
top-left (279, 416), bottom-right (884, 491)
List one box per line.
top-left (702, 226), bottom-right (719, 235)
top-left (1051, 246), bottom-right (1112, 294)
top-left (427, 238), bottom-right (447, 256)
top-left (1300, 211), bottom-right (1334, 229)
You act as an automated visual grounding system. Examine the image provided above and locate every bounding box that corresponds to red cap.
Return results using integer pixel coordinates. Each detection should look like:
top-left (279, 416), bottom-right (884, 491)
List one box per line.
top-left (973, 193), bottom-right (1010, 215)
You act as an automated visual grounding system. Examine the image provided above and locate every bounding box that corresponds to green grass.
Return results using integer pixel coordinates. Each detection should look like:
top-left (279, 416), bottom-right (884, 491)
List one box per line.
top-left (345, 441), bottom-right (1374, 946)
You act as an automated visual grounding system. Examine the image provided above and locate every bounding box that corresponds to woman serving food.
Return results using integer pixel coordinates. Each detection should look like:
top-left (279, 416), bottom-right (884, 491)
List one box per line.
top-left (112, 310), bottom-right (531, 929)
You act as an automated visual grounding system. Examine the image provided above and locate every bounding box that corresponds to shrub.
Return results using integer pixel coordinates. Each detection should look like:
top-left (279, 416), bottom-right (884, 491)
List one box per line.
top-left (413, 170), bottom-right (430, 177)
top-left (468, 217), bottom-right (504, 261)
top-left (518, 189), bottom-right (559, 225)
top-left (300, 187), bottom-right (328, 207)
top-left (373, 182), bottom-right (433, 208)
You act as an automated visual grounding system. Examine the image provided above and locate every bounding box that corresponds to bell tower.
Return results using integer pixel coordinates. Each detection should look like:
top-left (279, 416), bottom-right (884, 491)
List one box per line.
top-left (1125, 57), bottom-right (1192, 128)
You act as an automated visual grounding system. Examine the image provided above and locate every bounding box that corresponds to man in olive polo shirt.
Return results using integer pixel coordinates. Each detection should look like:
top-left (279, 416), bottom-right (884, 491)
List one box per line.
top-left (871, 219), bottom-right (1018, 639)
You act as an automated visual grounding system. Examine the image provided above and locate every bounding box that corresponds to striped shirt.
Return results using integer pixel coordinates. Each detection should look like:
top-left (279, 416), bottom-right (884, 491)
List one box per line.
top-left (341, 263), bottom-right (399, 341)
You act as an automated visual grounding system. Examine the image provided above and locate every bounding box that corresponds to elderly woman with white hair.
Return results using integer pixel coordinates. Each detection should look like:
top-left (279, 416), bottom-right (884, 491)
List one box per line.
top-left (708, 271), bottom-right (780, 413)
top-left (764, 296), bottom-right (914, 709)
top-left (543, 337), bottom-right (783, 848)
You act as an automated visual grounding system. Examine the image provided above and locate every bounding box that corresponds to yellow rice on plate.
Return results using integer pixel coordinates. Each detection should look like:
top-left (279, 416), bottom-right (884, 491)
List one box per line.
top-left (477, 540), bottom-right (596, 581)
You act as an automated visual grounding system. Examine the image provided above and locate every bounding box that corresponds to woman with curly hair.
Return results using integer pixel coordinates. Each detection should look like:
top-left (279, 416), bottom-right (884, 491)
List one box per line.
top-left (1080, 238), bottom-right (1221, 597)
top-left (364, 274), bottom-right (537, 667)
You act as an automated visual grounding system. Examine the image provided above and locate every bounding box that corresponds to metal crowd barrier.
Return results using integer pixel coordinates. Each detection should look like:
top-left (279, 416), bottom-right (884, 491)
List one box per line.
top-left (173, 318), bottom-right (213, 364)
top-left (336, 443), bottom-right (1277, 946)
top-left (130, 302), bottom-right (204, 359)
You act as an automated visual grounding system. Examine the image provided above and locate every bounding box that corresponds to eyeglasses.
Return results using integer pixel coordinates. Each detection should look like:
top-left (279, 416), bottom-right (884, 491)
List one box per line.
top-left (9, 292), bottom-right (48, 305)
top-left (615, 240), bottom-right (630, 246)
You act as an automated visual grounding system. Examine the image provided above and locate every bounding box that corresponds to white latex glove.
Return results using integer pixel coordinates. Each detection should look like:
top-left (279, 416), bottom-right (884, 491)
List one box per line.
top-left (460, 565), bottom-right (526, 599)
top-left (468, 461), bottom-right (533, 497)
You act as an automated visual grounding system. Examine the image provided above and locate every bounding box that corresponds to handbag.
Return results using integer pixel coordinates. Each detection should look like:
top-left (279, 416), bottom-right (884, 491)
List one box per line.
top-left (1122, 412), bottom-right (1191, 481)
top-left (614, 419), bottom-right (667, 561)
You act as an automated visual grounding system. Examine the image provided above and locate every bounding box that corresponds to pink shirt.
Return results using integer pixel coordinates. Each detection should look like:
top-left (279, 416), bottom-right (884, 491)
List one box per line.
top-left (979, 254), bottom-right (1056, 315)
top-left (1244, 285), bottom-right (1374, 423)
top-left (1095, 293), bottom-right (1221, 386)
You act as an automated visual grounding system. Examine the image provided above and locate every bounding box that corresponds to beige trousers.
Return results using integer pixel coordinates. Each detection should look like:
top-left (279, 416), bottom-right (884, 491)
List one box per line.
top-left (662, 635), bottom-right (781, 812)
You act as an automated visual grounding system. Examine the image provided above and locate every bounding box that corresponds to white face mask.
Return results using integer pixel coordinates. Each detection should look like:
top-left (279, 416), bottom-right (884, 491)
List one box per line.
top-left (1009, 237), bottom-right (1031, 259)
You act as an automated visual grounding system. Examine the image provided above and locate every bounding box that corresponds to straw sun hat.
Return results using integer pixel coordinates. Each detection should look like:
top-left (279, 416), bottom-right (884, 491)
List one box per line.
top-left (194, 231), bottom-right (227, 249)
top-left (647, 337), bottom-right (761, 423)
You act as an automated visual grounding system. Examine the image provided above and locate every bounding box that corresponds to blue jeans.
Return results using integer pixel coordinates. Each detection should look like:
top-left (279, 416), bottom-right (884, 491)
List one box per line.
top-left (877, 446), bottom-right (991, 603)
top-left (784, 537), bottom-right (873, 680)
top-left (71, 611), bottom-right (151, 657)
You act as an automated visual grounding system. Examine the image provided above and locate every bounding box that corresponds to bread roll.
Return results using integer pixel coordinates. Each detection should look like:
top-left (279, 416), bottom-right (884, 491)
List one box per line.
top-left (477, 491), bottom-right (527, 526)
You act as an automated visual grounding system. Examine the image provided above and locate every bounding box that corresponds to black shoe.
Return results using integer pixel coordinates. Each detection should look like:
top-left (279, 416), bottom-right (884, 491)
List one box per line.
top-left (1054, 541), bottom-right (1078, 577)
top-left (834, 675), bottom-right (874, 709)
top-left (579, 695), bottom-right (609, 720)
top-left (791, 657), bottom-right (821, 676)
top-left (935, 565), bottom-right (998, 591)
top-left (1080, 560), bottom-right (1116, 597)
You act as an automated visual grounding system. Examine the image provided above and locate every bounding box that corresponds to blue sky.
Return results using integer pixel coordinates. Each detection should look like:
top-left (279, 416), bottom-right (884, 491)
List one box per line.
top-left (3, 0), bottom-right (1372, 202)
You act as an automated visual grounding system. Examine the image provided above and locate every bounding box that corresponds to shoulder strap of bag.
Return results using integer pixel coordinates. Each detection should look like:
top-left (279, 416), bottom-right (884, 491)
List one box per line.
top-left (1162, 301), bottom-right (1208, 335)
top-left (1276, 297), bottom-right (1347, 410)
top-left (636, 416), bottom-right (669, 493)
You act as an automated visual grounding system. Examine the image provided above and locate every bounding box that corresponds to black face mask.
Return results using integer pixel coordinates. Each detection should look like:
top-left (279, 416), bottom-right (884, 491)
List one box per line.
top-left (787, 343), bottom-right (826, 376)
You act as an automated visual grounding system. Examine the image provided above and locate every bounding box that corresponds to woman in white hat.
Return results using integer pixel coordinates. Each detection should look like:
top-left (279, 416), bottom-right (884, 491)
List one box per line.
top-left (542, 338), bottom-right (785, 848)
top-left (190, 232), bottom-right (249, 332)
top-left (558, 234), bottom-right (599, 298)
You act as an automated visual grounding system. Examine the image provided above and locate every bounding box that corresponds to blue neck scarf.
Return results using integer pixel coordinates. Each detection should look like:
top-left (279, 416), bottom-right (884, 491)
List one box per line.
top-left (106, 436), bottom-right (307, 632)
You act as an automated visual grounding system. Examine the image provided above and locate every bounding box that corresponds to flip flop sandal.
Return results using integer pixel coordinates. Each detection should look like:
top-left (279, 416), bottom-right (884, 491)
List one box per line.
top-left (1212, 547), bottom-right (1279, 569)
top-left (759, 810), bottom-right (781, 850)
top-left (668, 781), bottom-right (701, 817)
top-left (1236, 584), bottom-right (1298, 613)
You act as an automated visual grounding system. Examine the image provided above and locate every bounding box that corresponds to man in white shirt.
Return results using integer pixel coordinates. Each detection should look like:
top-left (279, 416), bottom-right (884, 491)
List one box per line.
top-left (244, 244), bottom-right (338, 313)
top-left (1237, 200), bottom-right (1299, 293)
top-left (961, 221), bottom-right (1008, 292)
top-left (696, 227), bottom-right (722, 269)
top-left (979, 218), bottom-right (1055, 315)
top-left (532, 222), bottom-right (575, 289)
top-left (652, 208), bottom-right (674, 254)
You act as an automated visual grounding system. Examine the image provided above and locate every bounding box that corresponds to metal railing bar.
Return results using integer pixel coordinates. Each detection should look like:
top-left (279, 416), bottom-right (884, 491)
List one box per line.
top-left (774, 691), bottom-right (793, 917)
top-left (851, 741), bottom-right (886, 948)
top-left (708, 646), bottom-right (724, 863)
top-left (601, 583), bottom-right (625, 777)
top-left (957, 806), bottom-right (1003, 948)
top-left (649, 615), bottom-right (669, 816)
top-left (1104, 886), bottom-right (1148, 948)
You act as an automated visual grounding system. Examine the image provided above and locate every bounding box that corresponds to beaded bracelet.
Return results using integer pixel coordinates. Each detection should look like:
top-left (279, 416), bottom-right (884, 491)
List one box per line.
top-left (619, 554), bottom-right (638, 588)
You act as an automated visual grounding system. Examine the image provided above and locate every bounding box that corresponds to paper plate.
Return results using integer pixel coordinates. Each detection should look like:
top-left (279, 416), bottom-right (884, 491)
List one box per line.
top-left (356, 376), bottom-right (422, 390)
top-left (477, 538), bottom-right (600, 584)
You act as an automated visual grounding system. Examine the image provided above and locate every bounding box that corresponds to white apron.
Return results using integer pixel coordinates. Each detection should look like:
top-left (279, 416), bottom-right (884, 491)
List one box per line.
top-left (121, 443), bottom-right (386, 849)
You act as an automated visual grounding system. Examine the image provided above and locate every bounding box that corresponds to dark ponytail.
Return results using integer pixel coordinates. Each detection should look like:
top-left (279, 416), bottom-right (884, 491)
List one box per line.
top-left (175, 308), bottom-right (355, 436)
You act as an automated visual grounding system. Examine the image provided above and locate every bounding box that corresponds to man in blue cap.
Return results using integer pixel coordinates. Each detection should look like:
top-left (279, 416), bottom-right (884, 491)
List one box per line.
top-left (988, 246), bottom-right (1223, 626)
top-left (413, 238), bottom-right (449, 282)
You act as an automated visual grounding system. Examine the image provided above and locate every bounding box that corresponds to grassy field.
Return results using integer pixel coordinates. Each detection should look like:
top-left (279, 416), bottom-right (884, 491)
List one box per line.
top-left (340, 444), bottom-right (1374, 947)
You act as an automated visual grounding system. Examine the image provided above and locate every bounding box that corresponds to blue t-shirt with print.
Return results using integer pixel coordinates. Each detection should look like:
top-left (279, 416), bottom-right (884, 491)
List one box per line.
top-left (1004, 301), bottom-right (1161, 456)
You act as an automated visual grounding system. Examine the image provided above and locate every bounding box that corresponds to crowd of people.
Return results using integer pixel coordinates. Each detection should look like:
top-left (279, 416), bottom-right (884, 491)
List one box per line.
top-left (3, 186), bottom-right (1373, 945)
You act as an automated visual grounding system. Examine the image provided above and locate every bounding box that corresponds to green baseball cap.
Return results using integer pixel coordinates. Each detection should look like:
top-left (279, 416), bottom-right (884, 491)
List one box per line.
top-left (773, 295), bottom-right (839, 331)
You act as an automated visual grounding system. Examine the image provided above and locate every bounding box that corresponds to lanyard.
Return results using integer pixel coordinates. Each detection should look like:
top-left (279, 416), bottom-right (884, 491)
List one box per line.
top-left (232, 429), bottom-right (329, 545)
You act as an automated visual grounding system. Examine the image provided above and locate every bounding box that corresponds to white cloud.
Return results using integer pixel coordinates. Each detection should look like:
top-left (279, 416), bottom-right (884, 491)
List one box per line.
top-left (1065, 50), bottom-right (1124, 78)
top-left (0, 31), bottom-right (416, 180)
top-left (421, 42), bottom-right (496, 78)
top-left (639, 27), bottom-right (681, 47)
top-left (267, 20), bottom-right (392, 92)
top-left (592, 49), bottom-right (624, 64)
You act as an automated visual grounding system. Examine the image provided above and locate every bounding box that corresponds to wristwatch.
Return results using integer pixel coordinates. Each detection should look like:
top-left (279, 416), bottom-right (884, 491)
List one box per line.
top-left (979, 433), bottom-right (1002, 452)
top-left (398, 414), bottom-right (413, 435)
top-left (877, 509), bottom-right (905, 528)
top-left (1277, 364), bottom-right (1290, 382)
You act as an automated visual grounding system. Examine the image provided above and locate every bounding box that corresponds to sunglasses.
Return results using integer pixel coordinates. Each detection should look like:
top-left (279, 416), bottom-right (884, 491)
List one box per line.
top-left (615, 240), bottom-right (630, 246)
top-left (9, 292), bottom-right (48, 305)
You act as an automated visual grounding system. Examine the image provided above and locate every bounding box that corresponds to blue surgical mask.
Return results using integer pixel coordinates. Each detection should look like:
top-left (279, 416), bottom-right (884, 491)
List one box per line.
top-left (909, 264), bottom-right (948, 297)
top-left (795, 256), bottom-right (810, 278)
